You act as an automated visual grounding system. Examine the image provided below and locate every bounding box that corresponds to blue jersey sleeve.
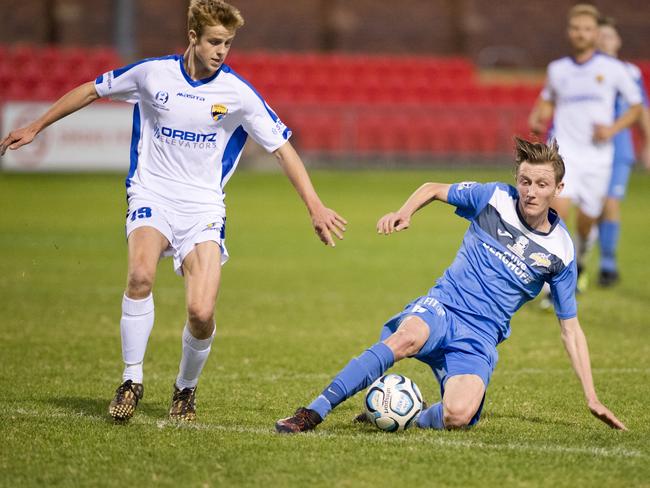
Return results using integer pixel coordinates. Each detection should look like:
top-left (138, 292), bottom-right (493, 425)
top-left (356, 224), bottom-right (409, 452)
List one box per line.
top-left (447, 182), bottom-right (498, 220)
top-left (549, 260), bottom-right (578, 319)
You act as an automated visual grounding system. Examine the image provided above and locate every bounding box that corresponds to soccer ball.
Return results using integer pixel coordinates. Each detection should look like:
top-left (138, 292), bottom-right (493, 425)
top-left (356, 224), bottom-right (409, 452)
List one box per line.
top-left (364, 373), bottom-right (423, 432)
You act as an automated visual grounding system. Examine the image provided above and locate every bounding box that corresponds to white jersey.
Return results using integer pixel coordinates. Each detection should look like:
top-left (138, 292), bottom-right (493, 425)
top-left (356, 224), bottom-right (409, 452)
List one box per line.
top-left (541, 52), bottom-right (642, 167)
top-left (94, 54), bottom-right (291, 215)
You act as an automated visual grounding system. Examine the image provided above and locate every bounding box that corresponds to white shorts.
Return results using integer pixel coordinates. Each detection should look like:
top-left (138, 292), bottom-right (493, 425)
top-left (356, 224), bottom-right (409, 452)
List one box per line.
top-left (560, 160), bottom-right (612, 219)
top-left (125, 199), bottom-right (229, 276)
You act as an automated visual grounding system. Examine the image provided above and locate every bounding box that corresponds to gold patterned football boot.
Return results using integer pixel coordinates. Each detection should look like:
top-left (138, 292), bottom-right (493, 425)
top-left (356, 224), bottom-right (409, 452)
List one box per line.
top-left (169, 385), bottom-right (197, 422)
top-left (108, 380), bottom-right (144, 421)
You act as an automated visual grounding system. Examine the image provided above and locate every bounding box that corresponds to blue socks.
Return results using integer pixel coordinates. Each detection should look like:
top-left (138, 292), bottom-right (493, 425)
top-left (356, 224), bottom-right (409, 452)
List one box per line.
top-left (599, 220), bottom-right (620, 272)
top-left (308, 342), bottom-right (395, 419)
top-left (417, 402), bottom-right (445, 429)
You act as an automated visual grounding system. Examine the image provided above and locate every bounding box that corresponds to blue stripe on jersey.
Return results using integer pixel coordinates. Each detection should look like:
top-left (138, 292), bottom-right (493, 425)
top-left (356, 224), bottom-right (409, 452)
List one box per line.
top-left (221, 125), bottom-right (248, 185)
top-left (113, 54), bottom-right (180, 79)
top-left (95, 74), bottom-right (104, 84)
top-left (222, 65), bottom-right (280, 123)
top-left (177, 57), bottom-right (222, 87)
top-left (126, 103), bottom-right (142, 189)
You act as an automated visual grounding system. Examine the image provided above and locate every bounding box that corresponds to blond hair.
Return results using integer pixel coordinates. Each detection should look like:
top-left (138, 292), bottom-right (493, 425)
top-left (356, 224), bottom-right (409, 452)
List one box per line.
top-left (567, 4), bottom-right (600, 22)
top-left (514, 137), bottom-right (565, 183)
top-left (188, 0), bottom-right (244, 37)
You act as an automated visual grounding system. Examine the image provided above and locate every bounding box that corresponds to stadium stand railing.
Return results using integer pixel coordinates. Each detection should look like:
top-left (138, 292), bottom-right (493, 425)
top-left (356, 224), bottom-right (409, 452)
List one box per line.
top-left (3, 45), bottom-right (647, 160)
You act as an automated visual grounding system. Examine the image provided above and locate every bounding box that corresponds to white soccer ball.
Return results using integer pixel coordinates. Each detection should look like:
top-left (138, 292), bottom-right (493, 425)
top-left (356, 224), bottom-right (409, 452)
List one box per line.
top-left (364, 373), bottom-right (423, 432)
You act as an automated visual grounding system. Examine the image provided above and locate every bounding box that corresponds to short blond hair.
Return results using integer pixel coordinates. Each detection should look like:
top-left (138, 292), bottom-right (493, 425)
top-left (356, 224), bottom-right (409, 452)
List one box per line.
top-left (514, 137), bottom-right (565, 183)
top-left (188, 0), bottom-right (245, 37)
top-left (568, 4), bottom-right (600, 22)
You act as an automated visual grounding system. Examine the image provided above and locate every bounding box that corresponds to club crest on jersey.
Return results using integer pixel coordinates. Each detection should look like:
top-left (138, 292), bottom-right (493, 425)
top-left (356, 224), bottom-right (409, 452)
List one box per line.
top-left (211, 104), bottom-right (228, 122)
top-left (596, 74), bottom-right (604, 83)
top-left (507, 235), bottom-right (529, 259)
top-left (529, 252), bottom-right (552, 268)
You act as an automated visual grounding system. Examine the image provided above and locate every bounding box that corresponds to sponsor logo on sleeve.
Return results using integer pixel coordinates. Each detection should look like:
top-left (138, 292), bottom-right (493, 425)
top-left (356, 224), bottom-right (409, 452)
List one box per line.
top-left (458, 181), bottom-right (477, 190)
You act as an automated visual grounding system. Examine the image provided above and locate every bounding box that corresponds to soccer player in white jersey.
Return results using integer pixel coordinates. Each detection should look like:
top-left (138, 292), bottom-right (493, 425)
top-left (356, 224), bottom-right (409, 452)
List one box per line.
top-left (275, 138), bottom-right (626, 433)
top-left (595, 17), bottom-right (650, 286)
top-left (528, 4), bottom-right (643, 287)
top-left (0, 0), bottom-right (347, 422)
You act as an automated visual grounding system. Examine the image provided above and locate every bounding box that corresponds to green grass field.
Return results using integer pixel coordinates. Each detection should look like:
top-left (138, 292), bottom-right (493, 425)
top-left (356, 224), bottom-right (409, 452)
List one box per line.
top-left (1, 169), bottom-right (649, 487)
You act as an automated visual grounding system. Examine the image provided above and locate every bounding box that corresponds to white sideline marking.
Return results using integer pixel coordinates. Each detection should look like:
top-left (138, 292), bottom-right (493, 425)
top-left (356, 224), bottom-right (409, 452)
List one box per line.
top-left (11, 408), bottom-right (643, 459)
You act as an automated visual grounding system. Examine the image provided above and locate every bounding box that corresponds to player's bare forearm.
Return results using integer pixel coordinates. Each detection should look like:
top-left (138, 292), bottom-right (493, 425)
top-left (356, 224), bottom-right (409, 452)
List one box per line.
top-left (377, 182), bottom-right (450, 234)
top-left (610, 104), bottom-right (643, 135)
top-left (638, 107), bottom-right (650, 170)
top-left (273, 141), bottom-right (347, 246)
top-left (559, 317), bottom-right (627, 430)
top-left (528, 98), bottom-right (554, 135)
top-left (399, 182), bottom-right (451, 216)
top-left (1, 81), bottom-right (99, 155)
top-left (559, 317), bottom-right (598, 401)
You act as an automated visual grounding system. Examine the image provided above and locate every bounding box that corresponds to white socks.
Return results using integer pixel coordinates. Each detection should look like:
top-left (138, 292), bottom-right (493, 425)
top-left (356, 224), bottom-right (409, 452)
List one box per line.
top-left (120, 293), bottom-right (155, 383)
top-left (119, 294), bottom-right (214, 388)
top-left (175, 324), bottom-right (215, 390)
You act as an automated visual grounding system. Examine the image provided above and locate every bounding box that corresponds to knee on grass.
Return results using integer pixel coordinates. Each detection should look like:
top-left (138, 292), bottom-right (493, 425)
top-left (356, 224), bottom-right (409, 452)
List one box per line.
top-left (443, 401), bottom-right (477, 429)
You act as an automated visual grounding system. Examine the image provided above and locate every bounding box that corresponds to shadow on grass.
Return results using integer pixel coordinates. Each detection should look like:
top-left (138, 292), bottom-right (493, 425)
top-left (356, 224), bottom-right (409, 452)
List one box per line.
top-left (483, 411), bottom-right (575, 427)
top-left (44, 396), bottom-right (168, 423)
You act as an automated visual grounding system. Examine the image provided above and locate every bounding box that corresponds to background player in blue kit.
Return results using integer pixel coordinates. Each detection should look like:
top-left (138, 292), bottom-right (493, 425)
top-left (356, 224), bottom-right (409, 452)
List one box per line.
top-left (276, 137), bottom-right (626, 433)
top-left (0, 0), bottom-right (347, 422)
top-left (596, 16), bottom-right (650, 286)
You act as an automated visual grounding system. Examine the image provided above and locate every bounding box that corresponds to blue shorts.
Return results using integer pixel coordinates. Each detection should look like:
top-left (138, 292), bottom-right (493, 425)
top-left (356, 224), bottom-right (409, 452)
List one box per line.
top-left (380, 296), bottom-right (498, 425)
top-left (607, 160), bottom-right (634, 200)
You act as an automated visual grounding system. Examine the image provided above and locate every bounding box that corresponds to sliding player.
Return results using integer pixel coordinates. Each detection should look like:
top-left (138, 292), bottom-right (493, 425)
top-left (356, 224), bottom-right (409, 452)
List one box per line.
top-left (276, 138), bottom-right (626, 433)
top-left (1, 0), bottom-right (346, 422)
top-left (528, 4), bottom-right (642, 289)
top-left (596, 16), bottom-right (650, 286)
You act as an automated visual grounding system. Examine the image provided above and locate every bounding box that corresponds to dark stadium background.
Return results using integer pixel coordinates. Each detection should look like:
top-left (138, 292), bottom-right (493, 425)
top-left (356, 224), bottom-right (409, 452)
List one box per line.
top-left (1, 0), bottom-right (648, 165)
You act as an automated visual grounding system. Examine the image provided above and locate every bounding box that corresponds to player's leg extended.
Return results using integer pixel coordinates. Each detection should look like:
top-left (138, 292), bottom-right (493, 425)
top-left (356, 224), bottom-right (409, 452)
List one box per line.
top-left (110, 227), bottom-right (168, 421)
top-left (598, 197), bottom-right (621, 285)
top-left (275, 316), bottom-right (430, 433)
top-left (170, 241), bottom-right (222, 421)
top-left (575, 208), bottom-right (598, 277)
top-left (417, 375), bottom-right (485, 429)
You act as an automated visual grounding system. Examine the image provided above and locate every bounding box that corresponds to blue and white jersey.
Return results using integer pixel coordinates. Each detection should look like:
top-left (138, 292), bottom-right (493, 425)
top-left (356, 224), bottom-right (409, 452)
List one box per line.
top-left (429, 182), bottom-right (577, 345)
top-left (541, 52), bottom-right (642, 167)
top-left (95, 54), bottom-right (291, 215)
top-left (612, 62), bottom-right (649, 165)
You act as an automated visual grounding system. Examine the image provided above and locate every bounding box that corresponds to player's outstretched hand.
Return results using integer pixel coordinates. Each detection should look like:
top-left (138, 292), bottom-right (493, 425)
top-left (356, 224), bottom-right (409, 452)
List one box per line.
top-left (0, 125), bottom-right (38, 156)
top-left (377, 212), bottom-right (411, 235)
top-left (310, 206), bottom-right (347, 247)
top-left (588, 399), bottom-right (627, 430)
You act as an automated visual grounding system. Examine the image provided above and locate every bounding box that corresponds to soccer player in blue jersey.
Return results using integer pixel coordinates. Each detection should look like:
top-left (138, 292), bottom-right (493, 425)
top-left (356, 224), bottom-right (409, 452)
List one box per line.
top-left (596, 17), bottom-right (650, 286)
top-left (276, 137), bottom-right (626, 433)
top-left (1, 0), bottom-right (346, 422)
